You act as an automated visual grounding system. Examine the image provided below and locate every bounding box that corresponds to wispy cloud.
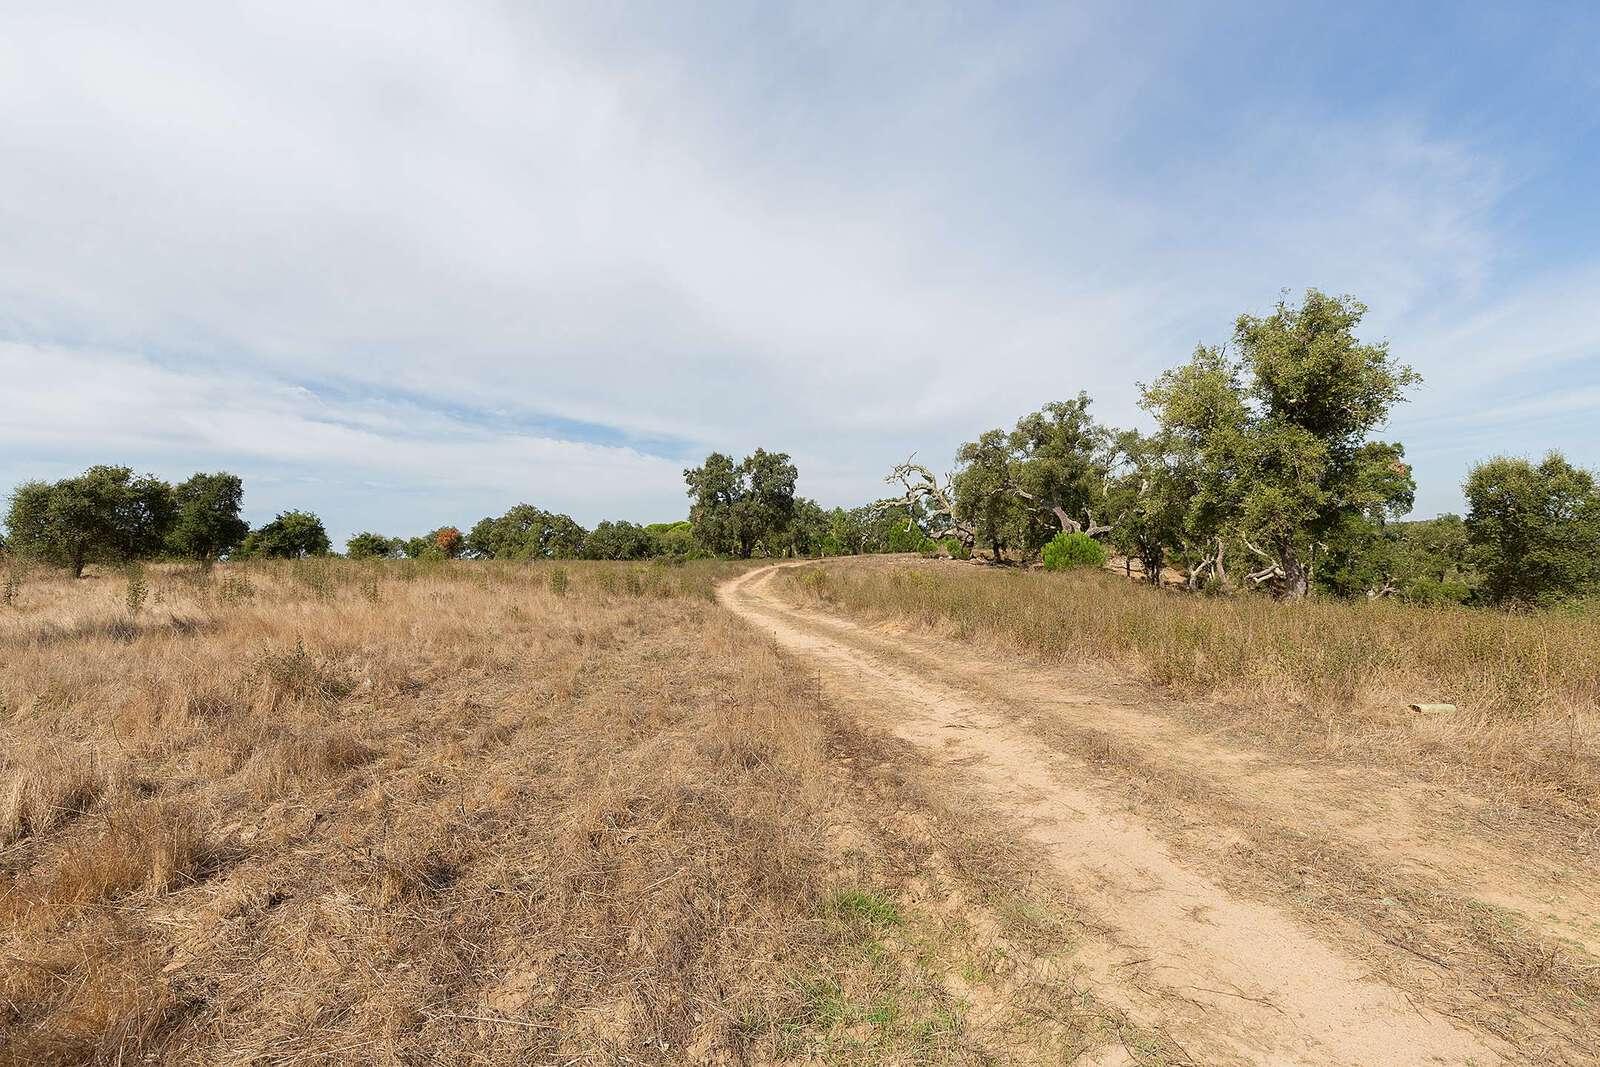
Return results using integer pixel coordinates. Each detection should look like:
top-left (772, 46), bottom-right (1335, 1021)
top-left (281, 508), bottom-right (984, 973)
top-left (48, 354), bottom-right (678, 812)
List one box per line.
top-left (3, 1), bottom-right (1596, 536)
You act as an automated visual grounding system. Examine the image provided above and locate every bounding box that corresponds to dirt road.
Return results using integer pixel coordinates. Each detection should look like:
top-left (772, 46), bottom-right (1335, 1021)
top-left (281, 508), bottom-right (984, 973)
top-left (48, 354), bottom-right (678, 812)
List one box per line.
top-left (721, 562), bottom-right (1600, 1066)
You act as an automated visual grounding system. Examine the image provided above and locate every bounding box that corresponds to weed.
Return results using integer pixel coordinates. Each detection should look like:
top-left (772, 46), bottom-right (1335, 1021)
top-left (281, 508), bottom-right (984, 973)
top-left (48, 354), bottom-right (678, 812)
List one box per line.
top-left (828, 888), bottom-right (902, 930)
top-left (217, 573), bottom-right (255, 605)
top-left (548, 566), bottom-right (569, 597)
top-left (124, 564), bottom-right (148, 617)
top-left (259, 637), bottom-right (352, 705)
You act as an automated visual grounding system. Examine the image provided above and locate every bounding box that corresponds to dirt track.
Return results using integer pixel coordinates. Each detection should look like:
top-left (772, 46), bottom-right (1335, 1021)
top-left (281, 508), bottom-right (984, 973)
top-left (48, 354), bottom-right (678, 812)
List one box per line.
top-left (721, 561), bottom-right (1600, 1066)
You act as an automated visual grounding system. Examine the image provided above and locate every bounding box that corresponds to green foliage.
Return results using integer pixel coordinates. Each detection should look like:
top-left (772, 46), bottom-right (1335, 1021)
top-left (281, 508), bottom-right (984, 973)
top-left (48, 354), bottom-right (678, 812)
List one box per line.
top-left (783, 497), bottom-right (830, 558)
top-left (645, 520), bottom-right (698, 558)
top-left (683, 449), bottom-right (798, 558)
top-left (547, 566), bottom-right (569, 597)
top-left (1316, 514), bottom-right (1477, 602)
top-left (953, 428), bottom-right (1026, 561)
top-left (821, 505), bottom-right (933, 557)
top-left (1041, 531), bottom-right (1107, 571)
top-left (1141, 290), bottom-right (1419, 596)
top-left (826, 889), bottom-right (902, 930)
top-left (236, 510), bottom-right (332, 559)
top-left (124, 564), bottom-right (148, 617)
top-left (401, 526), bottom-right (465, 561)
top-left (1105, 429), bottom-right (1187, 585)
top-left (166, 472), bottom-right (248, 564)
top-left (1009, 393), bottom-right (1113, 553)
top-left (580, 520), bottom-right (658, 560)
top-left (1465, 453), bottom-right (1600, 606)
top-left (345, 531), bottom-right (402, 560)
top-left (464, 504), bottom-right (586, 560)
top-left (3, 465), bottom-right (174, 577)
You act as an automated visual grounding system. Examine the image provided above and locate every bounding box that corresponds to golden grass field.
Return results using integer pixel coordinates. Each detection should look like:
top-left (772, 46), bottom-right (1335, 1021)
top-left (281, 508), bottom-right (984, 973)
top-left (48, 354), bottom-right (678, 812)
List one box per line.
top-left (6, 554), bottom-right (1600, 1064)
top-left (1, 558), bottom-right (1141, 1065)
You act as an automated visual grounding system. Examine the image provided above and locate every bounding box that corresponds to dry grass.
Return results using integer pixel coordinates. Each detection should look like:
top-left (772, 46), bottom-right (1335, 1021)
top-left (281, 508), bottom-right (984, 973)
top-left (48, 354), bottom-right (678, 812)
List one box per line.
top-left (783, 559), bottom-right (1600, 820)
top-left (0, 557), bottom-right (1111, 1064)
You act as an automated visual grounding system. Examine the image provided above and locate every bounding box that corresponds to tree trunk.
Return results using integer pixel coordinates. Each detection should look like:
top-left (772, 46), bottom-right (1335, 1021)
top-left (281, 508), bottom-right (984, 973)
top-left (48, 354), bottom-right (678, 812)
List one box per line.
top-left (1281, 546), bottom-right (1310, 599)
top-left (71, 543), bottom-right (86, 579)
top-left (1142, 549), bottom-right (1162, 585)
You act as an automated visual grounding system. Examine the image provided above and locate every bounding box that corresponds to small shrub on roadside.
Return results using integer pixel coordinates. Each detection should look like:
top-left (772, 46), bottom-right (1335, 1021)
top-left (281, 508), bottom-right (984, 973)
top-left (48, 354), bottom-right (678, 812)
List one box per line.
top-left (1042, 532), bottom-right (1107, 571)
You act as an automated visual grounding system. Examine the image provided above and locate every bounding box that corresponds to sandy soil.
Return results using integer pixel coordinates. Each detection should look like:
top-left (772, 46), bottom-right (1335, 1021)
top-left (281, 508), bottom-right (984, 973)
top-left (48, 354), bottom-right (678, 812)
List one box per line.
top-left (722, 561), bottom-right (1600, 1066)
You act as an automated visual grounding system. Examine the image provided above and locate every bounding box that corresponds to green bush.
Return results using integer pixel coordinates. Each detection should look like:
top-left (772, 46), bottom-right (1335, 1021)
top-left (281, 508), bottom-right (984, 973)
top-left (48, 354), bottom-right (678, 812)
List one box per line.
top-left (1041, 532), bottom-right (1107, 571)
top-left (1402, 577), bottom-right (1472, 605)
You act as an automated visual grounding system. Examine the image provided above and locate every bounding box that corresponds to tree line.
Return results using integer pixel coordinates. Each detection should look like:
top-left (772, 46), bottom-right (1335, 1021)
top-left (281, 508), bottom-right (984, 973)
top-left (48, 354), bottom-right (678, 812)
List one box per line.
top-left (886, 289), bottom-right (1600, 606)
top-left (6, 289), bottom-right (1595, 607)
top-left (0, 460), bottom-right (922, 572)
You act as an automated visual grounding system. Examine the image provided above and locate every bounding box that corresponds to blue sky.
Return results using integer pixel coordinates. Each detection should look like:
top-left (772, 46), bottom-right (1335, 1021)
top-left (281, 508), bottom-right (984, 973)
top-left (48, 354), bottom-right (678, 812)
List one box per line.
top-left (3, 1), bottom-right (1598, 547)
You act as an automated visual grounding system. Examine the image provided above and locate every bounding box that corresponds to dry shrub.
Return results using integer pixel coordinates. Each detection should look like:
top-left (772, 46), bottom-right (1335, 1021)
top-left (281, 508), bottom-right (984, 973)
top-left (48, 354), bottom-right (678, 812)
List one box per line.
top-left (0, 752), bottom-right (111, 846)
top-left (46, 802), bottom-right (215, 904)
top-left (0, 942), bottom-right (181, 1067)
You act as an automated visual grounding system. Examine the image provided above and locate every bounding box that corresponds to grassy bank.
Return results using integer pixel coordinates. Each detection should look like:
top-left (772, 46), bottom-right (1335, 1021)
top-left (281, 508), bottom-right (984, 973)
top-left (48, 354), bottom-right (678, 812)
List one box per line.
top-left (782, 560), bottom-right (1600, 817)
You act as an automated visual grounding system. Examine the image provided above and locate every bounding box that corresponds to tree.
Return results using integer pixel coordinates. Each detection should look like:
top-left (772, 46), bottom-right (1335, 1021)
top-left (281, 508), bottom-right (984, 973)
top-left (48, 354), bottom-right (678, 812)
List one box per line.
top-left (237, 510), bottom-right (331, 559)
top-left (434, 526), bottom-right (463, 558)
top-left (346, 532), bottom-right (402, 560)
top-left (464, 505), bottom-right (587, 560)
top-left (785, 498), bottom-right (830, 557)
top-left (1104, 430), bottom-right (1188, 585)
top-left (581, 520), bottom-right (658, 560)
top-left (166, 472), bottom-right (248, 565)
top-left (1465, 453), bottom-right (1600, 606)
top-left (683, 449), bottom-right (799, 558)
top-left (953, 429), bottom-right (1026, 562)
top-left (887, 398), bottom-right (1114, 564)
top-left (3, 465), bottom-right (174, 577)
top-left (1142, 290), bottom-right (1419, 598)
top-left (645, 520), bottom-right (697, 557)
top-left (1010, 393), bottom-right (1114, 549)
top-left (881, 459), bottom-right (975, 552)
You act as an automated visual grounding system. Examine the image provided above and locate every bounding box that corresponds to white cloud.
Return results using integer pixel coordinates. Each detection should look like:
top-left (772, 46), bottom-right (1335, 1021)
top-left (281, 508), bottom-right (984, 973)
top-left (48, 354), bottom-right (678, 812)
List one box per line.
top-left (1, 1), bottom-right (1595, 532)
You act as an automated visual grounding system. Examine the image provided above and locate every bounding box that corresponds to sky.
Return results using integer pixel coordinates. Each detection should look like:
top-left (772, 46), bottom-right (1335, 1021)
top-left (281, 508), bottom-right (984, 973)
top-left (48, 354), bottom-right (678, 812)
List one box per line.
top-left (3, 1), bottom-right (1598, 546)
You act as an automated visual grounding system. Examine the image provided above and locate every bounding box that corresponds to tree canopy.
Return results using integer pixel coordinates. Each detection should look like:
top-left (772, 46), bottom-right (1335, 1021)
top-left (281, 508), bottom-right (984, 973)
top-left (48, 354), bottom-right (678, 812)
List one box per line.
top-left (4, 465), bottom-right (175, 577)
top-left (1139, 290), bottom-right (1419, 597)
top-left (166, 472), bottom-right (249, 565)
top-left (1465, 453), bottom-right (1600, 606)
top-left (465, 504), bottom-right (586, 560)
top-left (346, 531), bottom-right (403, 560)
top-left (236, 510), bottom-right (332, 559)
top-left (684, 449), bottom-right (798, 558)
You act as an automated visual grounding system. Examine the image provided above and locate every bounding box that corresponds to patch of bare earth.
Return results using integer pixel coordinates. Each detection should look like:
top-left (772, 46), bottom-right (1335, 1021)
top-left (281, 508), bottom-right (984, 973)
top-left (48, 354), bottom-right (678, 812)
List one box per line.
top-left (734, 560), bottom-right (1600, 1065)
